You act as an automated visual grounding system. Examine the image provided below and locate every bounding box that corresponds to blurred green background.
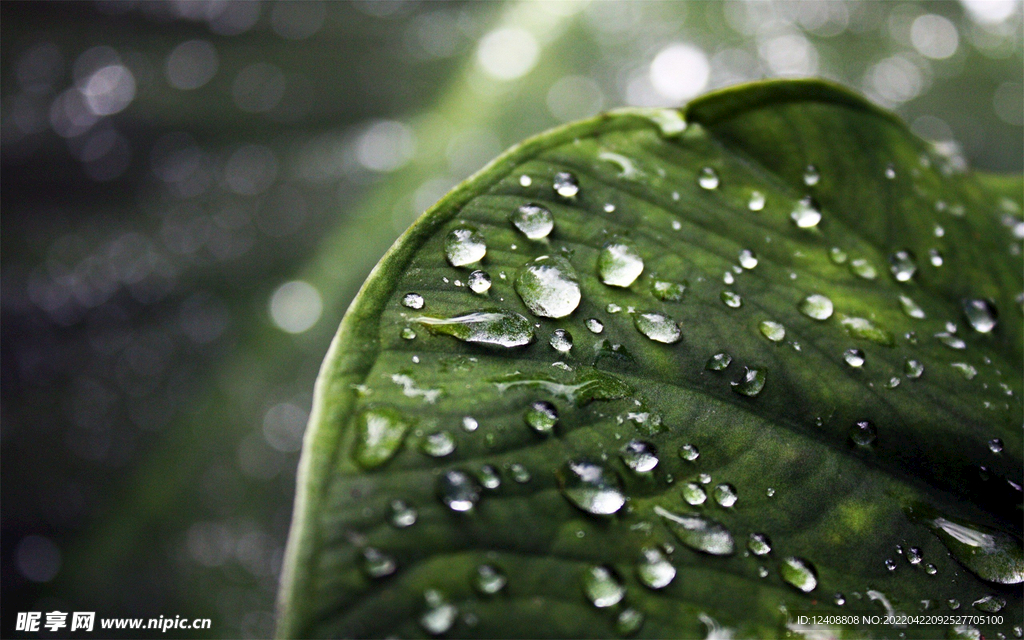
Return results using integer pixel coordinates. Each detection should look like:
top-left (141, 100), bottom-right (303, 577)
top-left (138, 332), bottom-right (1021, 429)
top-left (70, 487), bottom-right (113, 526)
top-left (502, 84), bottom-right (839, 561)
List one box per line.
top-left (2, 1), bottom-right (1020, 637)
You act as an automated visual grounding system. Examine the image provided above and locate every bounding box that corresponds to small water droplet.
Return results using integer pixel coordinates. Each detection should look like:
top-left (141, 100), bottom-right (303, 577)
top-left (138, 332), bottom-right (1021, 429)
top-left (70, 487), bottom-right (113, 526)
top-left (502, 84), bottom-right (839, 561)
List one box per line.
top-left (621, 440), bottom-right (659, 473)
top-left (388, 499), bottom-right (418, 528)
top-left (759, 320), bottom-right (786, 342)
top-left (519, 174), bottom-right (532, 187)
top-left (362, 547), bottom-right (397, 578)
top-left (445, 227), bottom-right (486, 267)
top-left (417, 311), bottom-right (534, 348)
top-left (721, 290), bottom-right (742, 308)
top-left (525, 400), bottom-right (558, 435)
top-left (553, 171), bottom-right (579, 198)
top-left (655, 506), bottom-right (735, 555)
top-left (599, 241), bottom-right (645, 287)
top-left (616, 608), bottom-right (644, 637)
top-left (401, 327), bottom-right (417, 340)
top-left (835, 593), bottom-right (847, 606)
top-left (478, 464), bottom-right (501, 490)
top-left (951, 362), bottom-right (977, 380)
top-left (468, 270), bottom-right (491, 294)
top-left (698, 167), bottom-right (720, 190)
top-left (515, 255), bottom-right (581, 319)
top-left (929, 248), bottom-right (944, 267)
top-left (438, 470), bottom-right (480, 512)
top-left (403, 293), bottom-right (425, 309)
top-left (973, 595), bottom-right (1006, 613)
top-left (420, 590), bottom-right (457, 636)
top-left (698, 473), bottom-right (712, 485)
top-left (586, 318), bottom-right (604, 334)
top-left (748, 190), bottom-right (766, 211)
top-left (604, 203), bottom-right (616, 213)
top-left (850, 420), bottom-right (877, 447)
top-left (510, 203), bottom-right (554, 240)
top-left (550, 328), bottom-right (573, 353)
top-left (885, 558), bottom-right (897, 571)
top-left (461, 416), bottom-right (479, 433)
top-left (766, 487), bottom-right (776, 497)
top-left (474, 564), bottom-right (507, 595)
top-left (651, 279), bottom-right (686, 301)
top-left (840, 316), bottom-right (895, 346)
top-left (748, 533), bottom-right (772, 556)
top-left (713, 483), bottom-right (738, 508)
top-left (925, 563), bottom-right (937, 575)
top-left (510, 462), bottom-right (531, 483)
top-left (731, 367), bottom-right (766, 397)
top-left (885, 164), bottom-right (896, 179)
top-left (898, 294), bottom-right (926, 319)
top-left (844, 348), bottom-right (866, 368)
top-left (682, 482), bottom-right (707, 505)
top-left (738, 249), bottom-right (758, 270)
top-left (791, 197), bottom-right (821, 228)
top-left (850, 258), bottom-right (877, 280)
top-left (889, 250), bottom-right (917, 282)
top-left (637, 547), bottom-right (676, 589)
top-left (354, 408), bottom-right (413, 469)
top-left (907, 547), bottom-right (923, 565)
top-left (829, 247), bottom-right (848, 264)
top-left (799, 294), bottom-right (834, 320)
top-left (904, 359), bottom-right (924, 378)
top-left (780, 557), bottom-right (818, 592)
top-left (634, 312), bottom-right (681, 344)
top-left (421, 431), bottom-right (456, 457)
top-left (989, 438), bottom-right (1004, 453)
top-left (557, 459), bottom-right (626, 515)
top-left (963, 298), bottom-right (998, 333)
top-left (706, 353), bottom-right (732, 371)
top-left (936, 332), bottom-right (966, 350)
top-left (679, 443), bottom-right (700, 461)
top-left (803, 164), bottom-right (820, 186)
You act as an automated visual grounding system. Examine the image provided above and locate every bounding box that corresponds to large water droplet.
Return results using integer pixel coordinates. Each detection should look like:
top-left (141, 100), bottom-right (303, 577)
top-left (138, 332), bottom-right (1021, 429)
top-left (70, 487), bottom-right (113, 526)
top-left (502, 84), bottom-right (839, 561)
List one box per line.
top-left (599, 242), bottom-right (645, 287)
top-left (525, 400), bottom-right (558, 435)
top-left (720, 290), bottom-right (742, 308)
top-left (712, 483), bottom-right (738, 508)
top-left (634, 312), bottom-right (682, 344)
top-left (803, 164), bottom-right (820, 186)
top-left (362, 547), bottom-right (397, 578)
top-left (468, 270), bottom-right (491, 294)
top-left (510, 203), bottom-right (554, 240)
top-left (515, 255), bottom-right (582, 318)
top-left (637, 547), bottom-right (676, 589)
top-left (651, 279), bottom-right (686, 301)
top-left (748, 533), bottom-right (772, 556)
top-left (849, 420), bottom-right (877, 447)
top-left (402, 293), bottom-right (425, 309)
top-left (354, 408), bottom-right (413, 469)
top-left (557, 459), bottom-right (626, 515)
top-left (844, 348), bottom-right (866, 368)
top-left (759, 320), bottom-right (786, 342)
top-left (438, 470), bottom-right (480, 512)
top-left (962, 299), bottom-right (998, 333)
top-left (780, 557), bottom-right (818, 592)
top-left (550, 328), bottom-right (573, 353)
top-left (445, 227), bottom-right (486, 267)
top-left (748, 191), bottom-right (766, 211)
top-left (791, 197), bottom-right (821, 228)
top-left (706, 353), bottom-right (732, 371)
top-left (474, 564), bottom-right (507, 595)
top-left (698, 167), bottom-right (719, 190)
top-left (799, 294), bottom-right (833, 320)
top-left (582, 565), bottom-right (625, 607)
top-left (421, 431), bottom-right (456, 457)
top-left (731, 367), bottom-right (766, 397)
top-left (418, 311), bottom-right (534, 347)
top-left (920, 513), bottom-right (1024, 584)
top-left (738, 249), bottom-right (758, 270)
top-left (655, 506), bottom-right (735, 555)
top-left (553, 171), bottom-right (579, 198)
top-left (621, 440), bottom-right (659, 473)
top-left (682, 482), bottom-right (707, 505)
top-left (420, 590), bottom-right (457, 636)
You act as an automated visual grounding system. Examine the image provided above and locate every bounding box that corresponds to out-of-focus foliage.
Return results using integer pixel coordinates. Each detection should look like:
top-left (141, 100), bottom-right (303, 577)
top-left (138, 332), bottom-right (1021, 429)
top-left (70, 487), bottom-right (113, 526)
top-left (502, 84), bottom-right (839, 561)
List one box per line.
top-left (1, 1), bottom-right (1020, 638)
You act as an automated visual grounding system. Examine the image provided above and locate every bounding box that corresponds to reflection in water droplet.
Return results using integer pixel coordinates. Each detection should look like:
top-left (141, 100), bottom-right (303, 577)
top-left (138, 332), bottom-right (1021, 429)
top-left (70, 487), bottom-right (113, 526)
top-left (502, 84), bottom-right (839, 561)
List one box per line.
top-left (354, 408), bottom-right (412, 469)
top-left (850, 258), bottom-right (877, 280)
top-left (962, 298), bottom-right (998, 333)
top-left (390, 499), bottom-right (418, 528)
top-left (557, 459), bottom-right (626, 515)
top-left (438, 470), bottom-right (480, 512)
top-left (698, 167), bottom-right (719, 190)
top-left (712, 483), bottom-right (737, 508)
top-left (634, 312), bottom-right (681, 344)
top-left (599, 242), bottom-right (645, 287)
top-left (525, 400), bottom-right (558, 435)
top-left (553, 171), bottom-right (579, 198)
top-left (799, 294), bottom-right (833, 320)
top-left (474, 564), bottom-right (507, 595)
top-left (550, 328), bottom-right (573, 353)
top-left (468, 270), bottom-right (491, 294)
top-left (586, 318), bottom-right (604, 334)
top-left (889, 250), bottom-right (917, 282)
top-left (780, 557), bottom-right (818, 592)
top-left (510, 203), bottom-right (554, 240)
top-left (655, 506), bottom-right (735, 555)
top-left (582, 565), bottom-right (625, 607)
top-left (651, 279), bottom-right (686, 301)
top-left (748, 532), bottom-right (772, 556)
top-left (803, 164), bottom-right (820, 186)
top-left (637, 547), bottom-right (676, 589)
top-left (402, 293), bottom-right (425, 309)
top-left (720, 290), bottom-right (742, 308)
top-left (515, 255), bottom-right (581, 319)
top-left (738, 249), bottom-right (758, 270)
top-left (731, 367), bottom-right (766, 397)
top-left (417, 311), bottom-right (534, 348)
top-left (904, 359), bottom-right (924, 378)
top-left (421, 431), bottom-right (456, 457)
top-left (682, 482), bottom-right (707, 505)
top-left (621, 440), bottom-right (659, 473)
top-left (844, 348), bottom-right (866, 368)
top-left (791, 197), bottom-right (821, 228)
top-left (850, 420), bottom-right (877, 447)
top-left (362, 547), bottom-right (397, 578)
top-left (679, 443), bottom-right (700, 462)
top-left (748, 191), bottom-right (766, 211)
top-left (445, 227), bottom-right (486, 267)
top-left (759, 320), bottom-right (786, 342)
top-left (706, 353), bottom-right (732, 371)
top-left (420, 590), bottom-right (457, 636)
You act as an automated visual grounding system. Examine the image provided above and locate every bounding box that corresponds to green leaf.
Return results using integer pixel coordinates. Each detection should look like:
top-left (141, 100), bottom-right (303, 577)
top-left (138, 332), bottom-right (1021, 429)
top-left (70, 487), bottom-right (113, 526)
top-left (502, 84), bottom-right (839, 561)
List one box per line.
top-left (277, 80), bottom-right (1023, 639)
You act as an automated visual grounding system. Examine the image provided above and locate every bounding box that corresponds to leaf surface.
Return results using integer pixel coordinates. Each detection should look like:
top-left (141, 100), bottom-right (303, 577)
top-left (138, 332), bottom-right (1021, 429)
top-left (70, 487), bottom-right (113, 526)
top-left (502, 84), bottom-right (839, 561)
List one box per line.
top-left (278, 80), bottom-right (1023, 639)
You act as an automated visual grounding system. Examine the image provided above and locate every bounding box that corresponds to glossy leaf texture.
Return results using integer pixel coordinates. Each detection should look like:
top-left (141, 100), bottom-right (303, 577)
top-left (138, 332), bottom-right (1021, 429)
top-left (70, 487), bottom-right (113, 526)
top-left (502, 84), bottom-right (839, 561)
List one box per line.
top-left (277, 80), bottom-right (1023, 639)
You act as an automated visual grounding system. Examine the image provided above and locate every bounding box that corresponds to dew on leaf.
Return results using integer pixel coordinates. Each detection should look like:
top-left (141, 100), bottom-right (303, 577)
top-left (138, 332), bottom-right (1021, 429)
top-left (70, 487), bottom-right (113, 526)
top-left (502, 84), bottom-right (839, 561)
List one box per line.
top-left (616, 608), bottom-right (644, 637)
top-left (651, 279), bottom-right (686, 301)
top-left (929, 248), bottom-right (944, 266)
top-left (461, 416), bottom-right (479, 432)
top-left (478, 464), bottom-right (501, 490)
top-left (557, 459), bottom-right (626, 515)
top-left (402, 293), bottom-right (425, 309)
top-left (553, 171), bottom-right (579, 198)
top-left (962, 298), bottom-right (998, 333)
top-left (390, 500), bottom-right (418, 528)
top-left (354, 407), bottom-right (412, 469)
top-left (936, 332), bottom-right (966, 350)
top-left (780, 557), bottom-right (818, 592)
top-left (510, 462), bottom-right (531, 483)
top-left (634, 312), bottom-right (682, 344)
top-left (829, 247), bottom-right (848, 264)
top-left (791, 197), bottom-right (821, 228)
top-left (849, 420), bottom-right (877, 447)
top-left (803, 164), bottom-right (820, 186)
top-left (655, 506), bottom-right (735, 556)
top-left (637, 547), bottom-right (676, 589)
top-left (951, 362), bottom-right (977, 380)
top-left (421, 431), bottom-right (455, 457)
top-left (918, 512), bottom-right (1024, 584)
top-left (524, 400), bottom-right (558, 435)
top-left (519, 174), bottom-right (532, 187)
top-left (445, 227), bottom-right (486, 267)
top-left (420, 590), bottom-right (457, 636)
top-left (679, 443), bottom-right (700, 461)
top-left (582, 565), bottom-right (625, 608)
top-left (515, 255), bottom-right (582, 319)
top-left (599, 241), bottom-right (645, 287)
top-left (759, 320), bottom-right (786, 342)
top-left (417, 311), bottom-right (535, 348)
top-left (840, 316), bottom-right (895, 346)
top-left (401, 327), bottom-right (417, 340)
top-left (904, 359), bottom-right (924, 378)
top-left (698, 167), bottom-right (719, 190)
top-left (682, 482), bottom-right (707, 505)
top-left (721, 290), bottom-right (742, 308)
top-left (748, 532), bottom-right (772, 556)
top-left (438, 470), bottom-right (480, 512)
top-left (621, 439), bottom-right (659, 473)
top-left (550, 328), bottom-right (573, 353)
top-left (889, 250), bottom-right (917, 282)
top-left (799, 294), bottom-right (833, 320)
top-left (712, 483), bottom-right (737, 508)
top-left (731, 367), bottom-right (766, 397)
top-left (474, 564), bottom-right (507, 595)
top-left (362, 547), bottom-right (396, 578)
top-left (989, 438), bottom-right (1003, 454)
top-left (973, 595), bottom-right (1006, 613)
top-left (844, 348), bottom-right (866, 368)
top-left (899, 294), bottom-right (926, 319)
top-left (706, 353), bottom-right (732, 371)
top-left (885, 164), bottom-right (896, 179)
top-left (748, 190), bottom-right (766, 211)
top-left (906, 547), bottom-right (922, 565)
top-left (510, 203), bottom-right (554, 240)
top-left (468, 270), bottom-right (491, 294)
top-left (586, 318), bottom-right (604, 334)
top-left (738, 249), bottom-right (758, 269)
